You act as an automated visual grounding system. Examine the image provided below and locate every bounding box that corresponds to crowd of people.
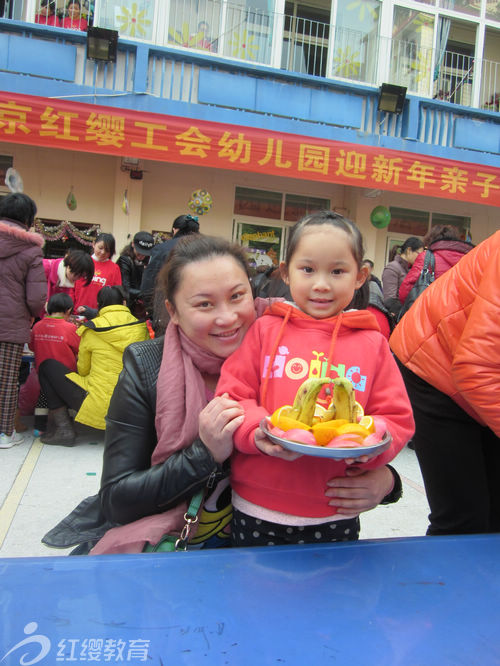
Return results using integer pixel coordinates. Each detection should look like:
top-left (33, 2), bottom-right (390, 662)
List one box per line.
top-left (1, 190), bottom-right (498, 556)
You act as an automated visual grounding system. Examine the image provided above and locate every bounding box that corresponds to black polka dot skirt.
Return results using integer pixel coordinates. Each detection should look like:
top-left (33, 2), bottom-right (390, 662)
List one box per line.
top-left (231, 508), bottom-right (360, 547)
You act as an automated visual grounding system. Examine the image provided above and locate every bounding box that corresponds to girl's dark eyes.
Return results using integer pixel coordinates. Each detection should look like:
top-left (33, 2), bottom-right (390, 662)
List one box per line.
top-left (301, 266), bottom-right (313, 273)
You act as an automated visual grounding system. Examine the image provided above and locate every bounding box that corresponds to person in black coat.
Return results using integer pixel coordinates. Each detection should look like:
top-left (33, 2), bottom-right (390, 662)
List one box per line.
top-left (116, 231), bottom-right (154, 318)
top-left (140, 214), bottom-right (200, 333)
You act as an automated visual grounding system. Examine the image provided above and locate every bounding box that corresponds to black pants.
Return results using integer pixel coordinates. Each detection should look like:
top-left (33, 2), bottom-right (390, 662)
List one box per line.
top-left (398, 361), bottom-right (500, 536)
top-left (38, 359), bottom-right (86, 413)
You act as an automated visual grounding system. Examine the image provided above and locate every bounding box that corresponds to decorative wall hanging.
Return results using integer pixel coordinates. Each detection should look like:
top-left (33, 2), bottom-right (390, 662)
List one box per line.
top-left (188, 189), bottom-right (213, 215)
top-left (66, 187), bottom-right (77, 211)
top-left (34, 220), bottom-right (99, 246)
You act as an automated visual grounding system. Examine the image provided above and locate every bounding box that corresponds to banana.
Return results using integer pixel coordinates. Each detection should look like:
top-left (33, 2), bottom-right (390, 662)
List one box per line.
top-left (292, 377), bottom-right (333, 426)
top-left (331, 378), bottom-right (356, 422)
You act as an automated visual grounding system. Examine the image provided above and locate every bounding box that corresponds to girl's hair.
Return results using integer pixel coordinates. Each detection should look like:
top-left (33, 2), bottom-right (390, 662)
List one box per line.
top-left (0, 193), bottom-right (37, 228)
top-left (285, 210), bottom-right (364, 268)
top-left (424, 224), bottom-right (461, 246)
top-left (158, 235), bottom-right (250, 307)
top-left (40, 0), bottom-right (56, 11)
top-left (172, 214), bottom-right (200, 237)
top-left (97, 285), bottom-right (127, 310)
top-left (94, 232), bottom-right (116, 258)
top-left (47, 292), bottom-right (73, 314)
top-left (63, 250), bottom-right (94, 286)
top-left (119, 242), bottom-right (135, 260)
top-left (388, 236), bottom-right (424, 262)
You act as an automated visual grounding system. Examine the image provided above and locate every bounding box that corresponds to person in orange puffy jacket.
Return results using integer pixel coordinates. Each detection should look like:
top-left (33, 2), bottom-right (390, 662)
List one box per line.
top-left (390, 230), bottom-right (500, 536)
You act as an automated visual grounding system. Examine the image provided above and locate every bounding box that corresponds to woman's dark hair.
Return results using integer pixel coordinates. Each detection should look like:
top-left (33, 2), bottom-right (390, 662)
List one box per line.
top-left (388, 236), bottom-right (424, 262)
top-left (159, 235), bottom-right (250, 308)
top-left (66, 0), bottom-right (80, 8)
top-left (424, 224), bottom-right (461, 246)
top-left (172, 214), bottom-right (200, 236)
top-left (63, 250), bottom-right (94, 286)
top-left (40, 0), bottom-right (56, 11)
top-left (95, 232), bottom-right (116, 258)
top-left (97, 285), bottom-right (127, 310)
top-left (119, 242), bottom-right (135, 260)
top-left (47, 292), bottom-right (74, 315)
top-left (285, 210), bottom-right (364, 268)
top-left (0, 193), bottom-right (37, 228)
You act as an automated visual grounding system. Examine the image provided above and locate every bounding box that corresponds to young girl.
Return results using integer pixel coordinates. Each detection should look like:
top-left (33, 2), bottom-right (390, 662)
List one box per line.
top-left (216, 211), bottom-right (414, 546)
top-left (74, 233), bottom-right (122, 315)
top-left (44, 249), bottom-right (94, 304)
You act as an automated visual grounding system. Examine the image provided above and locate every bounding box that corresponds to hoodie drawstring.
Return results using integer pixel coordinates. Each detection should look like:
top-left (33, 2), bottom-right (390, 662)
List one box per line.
top-left (261, 307), bottom-right (291, 407)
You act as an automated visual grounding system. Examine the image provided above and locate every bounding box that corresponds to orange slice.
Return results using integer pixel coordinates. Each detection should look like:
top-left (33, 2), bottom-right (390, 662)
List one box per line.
top-left (270, 406), bottom-right (310, 431)
top-left (311, 419), bottom-right (349, 446)
top-left (358, 415), bottom-right (375, 434)
top-left (335, 422), bottom-right (371, 439)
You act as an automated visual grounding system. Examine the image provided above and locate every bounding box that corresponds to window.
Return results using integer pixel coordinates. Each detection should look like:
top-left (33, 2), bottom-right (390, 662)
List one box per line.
top-left (234, 187), bottom-right (283, 219)
top-left (284, 193), bottom-right (329, 221)
top-left (0, 155), bottom-right (13, 191)
top-left (388, 207), bottom-right (429, 236)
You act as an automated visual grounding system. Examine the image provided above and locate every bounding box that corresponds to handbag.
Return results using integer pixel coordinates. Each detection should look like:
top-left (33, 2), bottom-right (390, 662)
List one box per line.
top-left (397, 250), bottom-right (435, 322)
top-left (143, 489), bottom-right (205, 553)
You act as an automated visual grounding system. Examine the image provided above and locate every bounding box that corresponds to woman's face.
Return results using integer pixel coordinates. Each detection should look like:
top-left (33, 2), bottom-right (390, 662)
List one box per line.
top-left (404, 247), bottom-right (424, 266)
top-left (68, 2), bottom-right (80, 18)
top-left (94, 240), bottom-right (111, 262)
top-left (166, 256), bottom-right (256, 358)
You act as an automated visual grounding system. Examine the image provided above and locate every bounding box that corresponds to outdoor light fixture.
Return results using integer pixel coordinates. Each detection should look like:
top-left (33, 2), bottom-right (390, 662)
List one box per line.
top-left (377, 84), bottom-right (407, 114)
top-left (86, 27), bottom-right (119, 63)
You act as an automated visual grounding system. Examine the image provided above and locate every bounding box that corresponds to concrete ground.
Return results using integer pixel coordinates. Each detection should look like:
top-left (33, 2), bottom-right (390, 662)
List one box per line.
top-left (0, 418), bottom-right (430, 558)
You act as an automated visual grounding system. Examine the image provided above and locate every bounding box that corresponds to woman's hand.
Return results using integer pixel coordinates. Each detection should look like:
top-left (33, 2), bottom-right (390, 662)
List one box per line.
top-left (254, 426), bottom-right (302, 461)
top-left (199, 393), bottom-right (245, 464)
top-left (325, 466), bottom-right (395, 515)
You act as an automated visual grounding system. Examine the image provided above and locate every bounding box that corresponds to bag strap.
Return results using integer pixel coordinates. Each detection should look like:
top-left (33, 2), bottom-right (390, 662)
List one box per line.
top-left (174, 488), bottom-right (205, 551)
top-left (422, 249), bottom-right (435, 274)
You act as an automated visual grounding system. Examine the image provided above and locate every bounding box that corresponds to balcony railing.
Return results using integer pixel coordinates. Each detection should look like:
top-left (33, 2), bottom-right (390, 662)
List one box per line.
top-left (2, 0), bottom-right (499, 113)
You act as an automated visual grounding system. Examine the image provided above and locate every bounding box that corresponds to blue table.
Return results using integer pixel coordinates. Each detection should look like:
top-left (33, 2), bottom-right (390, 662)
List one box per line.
top-left (1, 535), bottom-right (499, 665)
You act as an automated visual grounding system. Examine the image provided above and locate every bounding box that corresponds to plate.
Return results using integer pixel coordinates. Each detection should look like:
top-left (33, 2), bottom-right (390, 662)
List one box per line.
top-left (260, 418), bottom-right (392, 459)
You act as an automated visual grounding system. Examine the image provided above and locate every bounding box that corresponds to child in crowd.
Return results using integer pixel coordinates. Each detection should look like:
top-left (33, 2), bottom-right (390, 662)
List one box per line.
top-left (217, 210), bottom-right (414, 546)
top-left (30, 293), bottom-right (80, 373)
top-left (43, 249), bottom-right (94, 304)
top-left (74, 233), bottom-right (122, 316)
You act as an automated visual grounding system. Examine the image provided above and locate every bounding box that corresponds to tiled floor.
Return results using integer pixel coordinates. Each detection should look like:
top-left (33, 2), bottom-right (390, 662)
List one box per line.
top-left (0, 418), bottom-right (430, 558)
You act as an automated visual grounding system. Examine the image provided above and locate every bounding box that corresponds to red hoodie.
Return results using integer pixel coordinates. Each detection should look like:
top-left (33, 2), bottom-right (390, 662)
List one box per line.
top-left (73, 258), bottom-right (122, 311)
top-left (217, 302), bottom-right (414, 518)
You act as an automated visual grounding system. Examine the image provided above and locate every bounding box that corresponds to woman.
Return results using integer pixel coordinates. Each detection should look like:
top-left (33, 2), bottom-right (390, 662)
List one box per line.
top-left (38, 285), bottom-right (149, 446)
top-left (44, 235), bottom-right (402, 554)
top-left (382, 237), bottom-right (424, 319)
top-left (0, 193), bottom-right (46, 449)
top-left (391, 231), bottom-right (500, 535)
top-left (116, 231), bottom-right (154, 318)
top-left (398, 225), bottom-right (474, 305)
top-left (140, 214), bottom-right (200, 331)
top-left (61, 0), bottom-right (87, 30)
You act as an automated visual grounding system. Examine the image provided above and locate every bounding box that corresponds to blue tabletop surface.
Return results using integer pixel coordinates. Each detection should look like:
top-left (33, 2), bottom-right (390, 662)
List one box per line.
top-left (1, 535), bottom-right (499, 665)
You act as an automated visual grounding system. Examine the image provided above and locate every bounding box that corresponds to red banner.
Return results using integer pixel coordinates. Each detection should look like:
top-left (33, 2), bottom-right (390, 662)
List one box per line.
top-left (1, 91), bottom-right (500, 207)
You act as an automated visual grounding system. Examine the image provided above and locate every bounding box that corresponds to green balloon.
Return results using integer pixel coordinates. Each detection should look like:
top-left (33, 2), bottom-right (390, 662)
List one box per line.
top-left (370, 206), bottom-right (391, 229)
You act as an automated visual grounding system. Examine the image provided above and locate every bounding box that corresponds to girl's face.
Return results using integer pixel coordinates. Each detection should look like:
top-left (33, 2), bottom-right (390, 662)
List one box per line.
top-left (94, 241), bottom-right (111, 262)
top-left (65, 266), bottom-right (79, 283)
top-left (166, 256), bottom-right (256, 358)
top-left (281, 224), bottom-right (366, 319)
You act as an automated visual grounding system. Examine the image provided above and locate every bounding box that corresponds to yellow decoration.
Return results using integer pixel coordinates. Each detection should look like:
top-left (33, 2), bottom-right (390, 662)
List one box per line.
top-left (116, 3), bottom-right (152, 38)
top-left (229, 30), bottom-right (259, 60)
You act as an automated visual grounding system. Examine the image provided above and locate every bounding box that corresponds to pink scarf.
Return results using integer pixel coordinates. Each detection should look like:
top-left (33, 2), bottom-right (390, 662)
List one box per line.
top-left (91, 322), bottom-right (227, 554)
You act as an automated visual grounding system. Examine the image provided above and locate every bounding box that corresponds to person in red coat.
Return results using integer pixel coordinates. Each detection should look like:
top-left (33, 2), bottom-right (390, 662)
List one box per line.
top-left (30, 293), bottom-right (80, 372)
top-left (61, 0), bottom-right (88, 31)
top-left (399, 225), bottom-right (474, 305)
top-left (34, 0), bottom-right (60, 26)
top-left (74, 233), bottom-right (122, 316)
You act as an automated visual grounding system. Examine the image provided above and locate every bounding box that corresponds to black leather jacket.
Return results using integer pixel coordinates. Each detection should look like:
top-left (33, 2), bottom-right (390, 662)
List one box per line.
top-left (43, 336), bottom-right (225, 550)
top-left (100, 336), bottom-right (225, 524)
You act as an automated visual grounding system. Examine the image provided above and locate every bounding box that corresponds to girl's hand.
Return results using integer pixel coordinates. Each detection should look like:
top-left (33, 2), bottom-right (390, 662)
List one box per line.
top-left (325, 466), bottom-right (394, 515)
top-left (76, 306), bottom-right (86, 314)
top-left (254, 426), bottom-right (302, 461)
top-left (199, 393), bottom-right (244, 464)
